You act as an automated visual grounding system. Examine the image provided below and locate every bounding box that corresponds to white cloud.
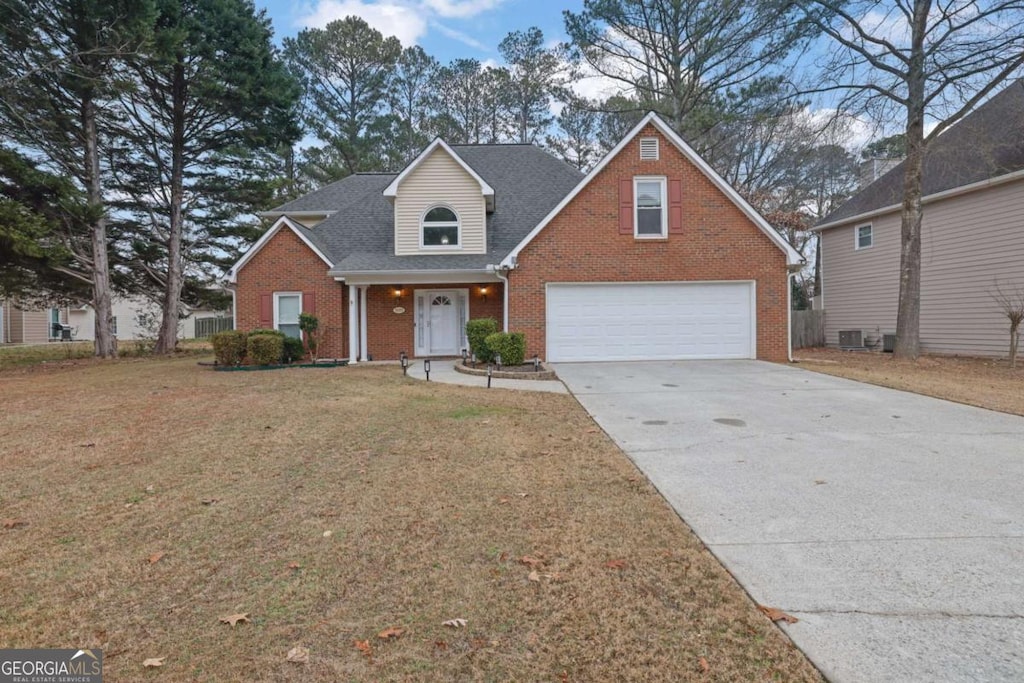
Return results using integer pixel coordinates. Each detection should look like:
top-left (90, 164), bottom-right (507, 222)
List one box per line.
top-left (565, 62), bottom-right (628, 103)
top-left (432, 22), bottom-right (490, 52)
top-left (296, 0), bottom-right (429, 46)
top-left (422, 0), bottom-right (503, 19)
top-left (295, 0), bottom-right (505, 48)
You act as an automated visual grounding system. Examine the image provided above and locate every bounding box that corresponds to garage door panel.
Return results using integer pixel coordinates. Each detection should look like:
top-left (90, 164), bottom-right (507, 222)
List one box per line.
top-left (546, 282), bottom-right (754, 362)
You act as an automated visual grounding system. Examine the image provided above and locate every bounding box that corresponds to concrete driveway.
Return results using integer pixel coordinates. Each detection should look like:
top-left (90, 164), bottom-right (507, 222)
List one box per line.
top-left (555, 360), bottom-right (1024, 683)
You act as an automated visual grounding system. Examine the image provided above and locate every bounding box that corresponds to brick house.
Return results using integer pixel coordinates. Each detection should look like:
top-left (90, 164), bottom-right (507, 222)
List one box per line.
top-left (227, 112), bottom-right (802, 363)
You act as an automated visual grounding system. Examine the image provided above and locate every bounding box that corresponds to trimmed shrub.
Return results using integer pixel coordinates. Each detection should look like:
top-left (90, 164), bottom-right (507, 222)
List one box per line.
top-left (281, 336), bottom-right (305, 364)
top-left (466, 318), bottom-right (499, 363)
top-left (247, 333), bottom-right (284, 366)
top-left (212, 330), bottom-right (247, 366)
top-left (484, 331), bottom-right (526, 366)
top-left (248, 328), bottom-right (284, 338)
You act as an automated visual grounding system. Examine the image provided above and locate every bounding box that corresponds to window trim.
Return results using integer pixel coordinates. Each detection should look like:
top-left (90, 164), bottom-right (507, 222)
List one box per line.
top-left (855, 223), bottom-right (873, 250)
top-left (633, 176), bottom-right (668, 239)
top-left (420, 204), bottom-right (462, 250)
top-left (273, 291), bottom-right (303, 338)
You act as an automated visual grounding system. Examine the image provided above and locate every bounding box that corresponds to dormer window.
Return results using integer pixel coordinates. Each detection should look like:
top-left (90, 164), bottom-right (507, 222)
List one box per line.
top-left (422, 205), bottom-right (460, 248)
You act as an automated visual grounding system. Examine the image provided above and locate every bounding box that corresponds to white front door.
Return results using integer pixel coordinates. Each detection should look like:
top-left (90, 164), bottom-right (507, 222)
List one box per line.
top-left (415, 289), bottom-right (468, 356)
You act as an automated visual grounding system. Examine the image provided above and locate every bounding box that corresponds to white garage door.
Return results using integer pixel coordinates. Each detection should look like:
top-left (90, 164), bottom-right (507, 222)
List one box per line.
top-left (546, 282), bottom-right (755, 362)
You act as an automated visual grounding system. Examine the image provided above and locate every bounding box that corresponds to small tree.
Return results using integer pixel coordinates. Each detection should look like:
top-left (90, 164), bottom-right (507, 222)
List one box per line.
top-left (992, 281), bottom-right (1024, 368)
top-left (299, 312), bottom-right (321, 363)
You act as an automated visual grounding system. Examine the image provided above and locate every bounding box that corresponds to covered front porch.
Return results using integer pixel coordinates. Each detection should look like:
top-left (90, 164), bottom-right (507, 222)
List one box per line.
top-left (341, 272), bottom-right (505, 363)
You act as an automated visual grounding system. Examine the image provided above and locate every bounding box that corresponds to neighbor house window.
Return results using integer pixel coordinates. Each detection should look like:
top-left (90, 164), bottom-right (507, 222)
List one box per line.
top-left (422, 205), bottom-right (460, 247)
top-left (634, 177), bottom-right (667, 238)
top-left (49, 307), bottom-right (60, 339)
top-left (274, 292), bottom-right (302, 339)
top-left (111, 316), bottom-right (118, 336)
top-left (856, 224), bottom-right (873, 249)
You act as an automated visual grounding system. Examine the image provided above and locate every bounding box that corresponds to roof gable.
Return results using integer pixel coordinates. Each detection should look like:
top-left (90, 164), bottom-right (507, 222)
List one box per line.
top-left (225, 216), bottom-right (333, 283)
top-left (818, 80), bottom-right (1024, 229)
top-left (383, 139), bottom-right (495, 211)
top-left (501, 112), bottom-right (802, 266)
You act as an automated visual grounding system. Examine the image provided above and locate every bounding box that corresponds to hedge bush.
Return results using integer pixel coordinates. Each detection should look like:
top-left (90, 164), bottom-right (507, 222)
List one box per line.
top-left (212, 330), bottom-right (247, 366)
top-left (466, 318), bottom-right (499, 362)
top-left (484, 331), bottom-right (526, 366)
top-left (248, 328), bottom-right (284, 338)
top-left (281, 336), bottom-right (305, 363)
top-left (247, 333), bottom-right (284, 366)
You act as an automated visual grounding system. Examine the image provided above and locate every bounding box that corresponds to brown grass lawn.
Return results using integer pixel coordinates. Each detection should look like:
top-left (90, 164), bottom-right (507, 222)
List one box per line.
top-left (794, 347), bottom-right (1024, 416)
top-left (0, 358), bottom-right (821, 682)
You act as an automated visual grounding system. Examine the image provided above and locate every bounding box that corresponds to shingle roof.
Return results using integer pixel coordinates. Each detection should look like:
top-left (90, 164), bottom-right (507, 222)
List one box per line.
top-left (819, 80), bottom-right (1024, 227)
top-left (265, 145), bottom-right (583, 272)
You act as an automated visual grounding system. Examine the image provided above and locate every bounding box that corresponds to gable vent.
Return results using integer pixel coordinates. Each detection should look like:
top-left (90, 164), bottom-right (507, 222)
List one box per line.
top-left (639, 137), bottom-right (659, 160)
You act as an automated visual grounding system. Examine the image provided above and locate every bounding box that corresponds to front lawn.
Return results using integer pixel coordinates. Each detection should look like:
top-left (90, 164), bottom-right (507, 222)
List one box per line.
top-left (0, 359), bottom-right (820, 681)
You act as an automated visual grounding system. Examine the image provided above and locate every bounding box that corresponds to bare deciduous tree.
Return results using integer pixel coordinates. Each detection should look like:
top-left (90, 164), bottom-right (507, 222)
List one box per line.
top-left (798, 0), bottom-right (1024, 359)
top-left (992, 281), bottom-right (1024, 368)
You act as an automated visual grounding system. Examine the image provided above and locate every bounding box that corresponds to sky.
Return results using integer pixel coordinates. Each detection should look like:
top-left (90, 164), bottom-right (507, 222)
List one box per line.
top-left (256, 0), bottom-right (583, 63)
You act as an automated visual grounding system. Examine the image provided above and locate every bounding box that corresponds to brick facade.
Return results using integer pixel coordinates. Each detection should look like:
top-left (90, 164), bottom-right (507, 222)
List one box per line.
top-left (234, 224), bottom-right (504, 359)
top-left (234, 226), bottom-right (348, 359)
top-left (508, 124), bottom-right (790, 362)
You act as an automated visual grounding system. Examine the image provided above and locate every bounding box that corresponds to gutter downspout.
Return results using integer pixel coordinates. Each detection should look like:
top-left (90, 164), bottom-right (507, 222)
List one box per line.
top-left (787, 268), bottom-right (800, 363)
top-left (229, 287), bottom-right (237, 333)
top-left (488, 263), bottom-right (515, 332)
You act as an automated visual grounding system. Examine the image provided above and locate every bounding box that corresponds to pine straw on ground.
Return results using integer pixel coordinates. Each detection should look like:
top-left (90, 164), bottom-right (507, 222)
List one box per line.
top-left (794, 347), bottom-right (1024, 416)
top-left (0, 359), bottom-right (821, 682)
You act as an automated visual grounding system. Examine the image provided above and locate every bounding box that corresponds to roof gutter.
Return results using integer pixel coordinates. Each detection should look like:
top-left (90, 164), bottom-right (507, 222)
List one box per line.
top-left (258, 210), bottom-right (336, 219)
top-left (813, 166), bottom-right (1024, 231)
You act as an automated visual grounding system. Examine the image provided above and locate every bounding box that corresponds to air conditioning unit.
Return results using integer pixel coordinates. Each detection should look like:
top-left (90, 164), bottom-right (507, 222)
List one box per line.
top-left (838, 329), bottom-right (864, 349)
top-left (882, 333), bottom-right (897, 353)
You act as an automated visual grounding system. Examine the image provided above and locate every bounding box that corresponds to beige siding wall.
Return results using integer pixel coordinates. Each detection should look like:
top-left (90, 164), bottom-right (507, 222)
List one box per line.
top-left (394, 149), bottom-right (486, 255)
top-left (821, 179), bottom-right (1024, 357)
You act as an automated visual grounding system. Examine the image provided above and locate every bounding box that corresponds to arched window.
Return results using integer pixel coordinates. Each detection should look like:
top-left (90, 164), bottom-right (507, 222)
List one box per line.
top-left (421, 205), bottom-right (460, 247)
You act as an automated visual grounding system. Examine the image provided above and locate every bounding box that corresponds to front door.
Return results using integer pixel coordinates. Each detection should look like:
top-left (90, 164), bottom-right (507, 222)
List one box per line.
top-left (415, 289), bottom-right (468, 356)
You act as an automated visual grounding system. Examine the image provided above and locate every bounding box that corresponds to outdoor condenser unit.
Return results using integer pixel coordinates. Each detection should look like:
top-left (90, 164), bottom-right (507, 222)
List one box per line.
top-left (882, 334), bottom-right (897, 353)
top-left (838, 330), bottom-right (864, 349)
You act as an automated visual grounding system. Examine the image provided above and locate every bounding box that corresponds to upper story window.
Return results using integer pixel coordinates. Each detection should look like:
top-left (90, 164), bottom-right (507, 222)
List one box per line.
top-left (422, 205), bottom-right (460, 248)
top-left (634, 177), bottom-right (667, 238)
top-left (856, 223), bottom-right (873, 249)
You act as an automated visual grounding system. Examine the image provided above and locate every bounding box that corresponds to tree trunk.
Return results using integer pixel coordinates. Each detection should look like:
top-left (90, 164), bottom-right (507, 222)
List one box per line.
top-left (83, 96), bottom-right (117, 358)
top-left (1010, 319), bottom-right (1020, 369)
top-left (893, 0), bottom-right (930, 361)
top-left (155, 60), bottom-right (187, 354)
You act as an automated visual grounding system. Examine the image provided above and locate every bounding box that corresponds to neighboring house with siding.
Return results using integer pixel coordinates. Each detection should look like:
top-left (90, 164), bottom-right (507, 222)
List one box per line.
top-left (814, 80), bottom-right (1024, 357)
top-left (227, 112), bottom-right (801, 363)
top-left (1, 296), bottom-right (230, 344)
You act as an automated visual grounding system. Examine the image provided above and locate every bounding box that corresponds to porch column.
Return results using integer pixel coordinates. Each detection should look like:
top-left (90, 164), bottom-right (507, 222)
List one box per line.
top-left (348, 285), bottom-right (358, 364)
top-left (359, 285), bottom-right (369, 361)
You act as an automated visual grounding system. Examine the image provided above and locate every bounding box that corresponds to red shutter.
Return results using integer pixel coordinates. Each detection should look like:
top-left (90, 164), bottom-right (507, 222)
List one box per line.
top-left (303, 291), bottom-right (316, 316)
top-left (668, 179), bottom-right (683, 234)
top-left (259, 293), bottom-right (273, 328)
top-left (618, 178), bottom-right (633, 234)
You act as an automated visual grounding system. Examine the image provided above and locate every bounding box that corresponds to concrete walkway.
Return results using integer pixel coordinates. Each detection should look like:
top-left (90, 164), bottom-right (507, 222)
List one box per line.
top-left (404, 359), bottom-right (568, 393)
top-left (555, 360), bottom-right (1024, 683)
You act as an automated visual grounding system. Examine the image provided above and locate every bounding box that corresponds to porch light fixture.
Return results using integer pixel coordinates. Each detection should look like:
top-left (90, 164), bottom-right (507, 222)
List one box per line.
top-left (479, 286), bottom-right (489, 303)
top-left (424, 358), bottom-right (431, 381)
top-left (393, 288), bottom-right (403, 304)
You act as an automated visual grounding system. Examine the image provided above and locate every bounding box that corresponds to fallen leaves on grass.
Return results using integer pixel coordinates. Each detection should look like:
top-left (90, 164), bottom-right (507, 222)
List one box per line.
top-left (442, 618), bottom-right (467, 628)
top-left (219, 613), bottom-right (250, 627)
top-left (146, 552), bottom-right (164, 565)
top-left (758, 605), bottom-right (799, 624)
top-left (142, 657), bottom-right (165, 668)
top-left (434, 640), bottom-right (448, 650)
top-left (286, 646), bottom-right (309, 664)
top-left (2, 519), bottom-right (27, 529)
top-left (527, 570), bottom-right (540, 582)
top-left (287, 561), bottom-right (301, 570)
top-left (353, 639), bottom-right (372, 661)
top-left (604, 559), bottom-right (628, 570)
top-left (699, 656), bottom-right (710, 673)
top-left (322, 530), bottom-right (332, 538)
top-left (200, 498), bottom-right (218, 506)
top-left (377, 626), bottom-right (405, 640)
top-left (518, 555), bottom-right (544, 568)
top-left (78, 442), bottom-right (96, 448)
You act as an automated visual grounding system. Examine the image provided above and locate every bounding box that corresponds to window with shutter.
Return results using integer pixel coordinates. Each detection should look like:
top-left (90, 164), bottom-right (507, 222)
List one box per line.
top-left (633, 177), bottom-right (667, 238)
